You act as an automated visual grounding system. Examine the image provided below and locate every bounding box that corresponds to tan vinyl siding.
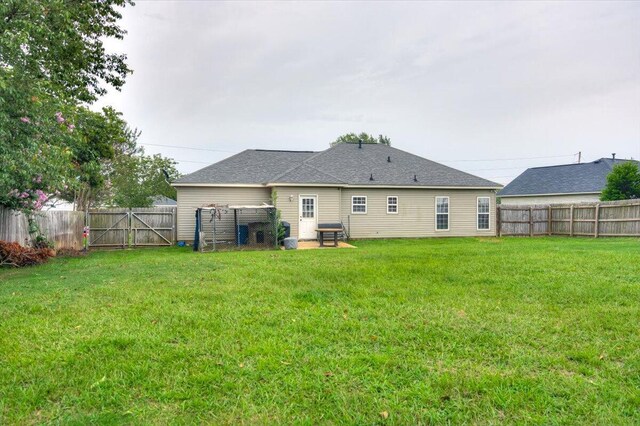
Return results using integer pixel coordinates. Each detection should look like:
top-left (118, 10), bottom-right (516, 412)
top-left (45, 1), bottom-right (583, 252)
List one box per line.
top-left (272, 186), bottom-right (341, 238)
top-left (176, 187), bottom-right (271, 241)
top-left (341, 188), bottom-right (497, 238)
top-left (177, 185), bottom-right (496, 241)
top-left (500, 193), bottom-right (601, 205)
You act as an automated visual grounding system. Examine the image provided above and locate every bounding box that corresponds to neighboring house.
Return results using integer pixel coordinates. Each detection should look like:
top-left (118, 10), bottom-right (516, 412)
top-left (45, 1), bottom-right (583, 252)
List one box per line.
top-left (151, 195), bottom-right (177, 207)
top-left (172, 143), bottom-right (502, 241)
top-left (499, 157), bottom-right (639, 205)
top-left (43, 197), bottom-right (75, 211)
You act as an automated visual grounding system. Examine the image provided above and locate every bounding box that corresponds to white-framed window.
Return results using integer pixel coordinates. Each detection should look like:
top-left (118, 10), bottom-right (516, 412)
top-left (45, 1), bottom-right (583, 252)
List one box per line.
top-left (352, 196), bottom-right (367, 214)
top-left (477, 197), bottom-right (490, 230)
top-left (435, 196), bottom-right (449, 231)
top-left (387, 196), bottom-right (398, 214)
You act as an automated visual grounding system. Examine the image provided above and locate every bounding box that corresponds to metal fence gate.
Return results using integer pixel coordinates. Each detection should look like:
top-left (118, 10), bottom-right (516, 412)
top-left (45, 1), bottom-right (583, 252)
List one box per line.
top-left (87, 207), bottom-right (176, 248)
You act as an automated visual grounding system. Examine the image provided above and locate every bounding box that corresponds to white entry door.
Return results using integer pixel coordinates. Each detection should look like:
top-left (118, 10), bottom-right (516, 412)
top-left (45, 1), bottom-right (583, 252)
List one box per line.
top-left (299, 195), bottom-right (318, 240)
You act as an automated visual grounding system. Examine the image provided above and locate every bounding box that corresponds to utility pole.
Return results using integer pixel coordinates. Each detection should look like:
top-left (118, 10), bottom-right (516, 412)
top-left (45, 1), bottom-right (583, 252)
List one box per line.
top-left (577, 151), bottom-right (581, 164)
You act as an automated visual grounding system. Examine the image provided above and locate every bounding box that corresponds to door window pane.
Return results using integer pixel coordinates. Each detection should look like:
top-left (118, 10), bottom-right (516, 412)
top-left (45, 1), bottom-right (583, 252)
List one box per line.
top-left (302, 198), bottom-right (314, 218)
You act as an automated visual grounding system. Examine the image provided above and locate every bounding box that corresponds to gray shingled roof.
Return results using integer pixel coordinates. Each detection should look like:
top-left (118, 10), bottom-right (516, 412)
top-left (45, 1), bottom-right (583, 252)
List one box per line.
top-left (174, 150), bottom-right (316, 184)
top-left (174, 143), bottom-right (501, 188)
top-left (151, 195), bottom-right (177, 206)
top-left (499, 158), bottom-right (639, 196)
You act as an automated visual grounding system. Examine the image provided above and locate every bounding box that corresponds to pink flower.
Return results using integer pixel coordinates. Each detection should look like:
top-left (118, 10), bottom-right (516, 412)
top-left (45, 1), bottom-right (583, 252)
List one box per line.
top-left (19, 192), bottom-right (30, 199)
top-left (55, 112), bottom-right (65, 123)
top-left (20, 117), bottom-right (30, 123)
top-left (68, 124), bottom-right (75, 132)
top-left (35, 189), bottom-right (48, 202)
top-left (33, 175), bottom-right (42, 183)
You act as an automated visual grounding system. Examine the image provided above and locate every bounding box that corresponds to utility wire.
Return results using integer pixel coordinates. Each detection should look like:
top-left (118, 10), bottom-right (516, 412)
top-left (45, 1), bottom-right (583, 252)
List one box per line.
top-left (140, 142), bottom-right (235, 153)
top-left (439, 153), bottom-right (576, 163)
top-left (173, 159), bottom-right (211, 164)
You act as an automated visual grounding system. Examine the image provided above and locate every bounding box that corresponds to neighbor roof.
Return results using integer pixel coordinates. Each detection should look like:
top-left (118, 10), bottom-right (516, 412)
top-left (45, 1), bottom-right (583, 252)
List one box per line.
top-left (151, 195), bottom-right (177, 206)
top-left (499, 158), bottom-right (639, 197)
top-left (174, 143), bottom-right (501, 188)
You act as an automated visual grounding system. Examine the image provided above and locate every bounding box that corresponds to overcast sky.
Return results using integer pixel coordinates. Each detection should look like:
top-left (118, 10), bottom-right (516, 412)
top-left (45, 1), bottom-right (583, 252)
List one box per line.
top-left (97, 1), bottom-right (640, 184)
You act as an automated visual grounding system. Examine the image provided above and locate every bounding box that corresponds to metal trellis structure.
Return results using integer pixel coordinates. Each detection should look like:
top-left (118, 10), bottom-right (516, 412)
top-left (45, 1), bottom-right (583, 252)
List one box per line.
top-left (194, 204), bottom-right (278, 252)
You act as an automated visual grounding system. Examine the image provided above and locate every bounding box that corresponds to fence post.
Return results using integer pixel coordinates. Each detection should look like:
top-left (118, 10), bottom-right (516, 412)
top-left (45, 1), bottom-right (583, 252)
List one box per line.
top-left (547, 205), bottom-right (552, 236)
top-left (569, 205), bottom-right (574, 237)
top-left (594, 203), bottom-right (600, 238)
top-left (172, 208), bottom-right (177, 244)
top-left (529, 206), bottom-right (533, 237)
top-left (497, 206), bottom-right (501, 237)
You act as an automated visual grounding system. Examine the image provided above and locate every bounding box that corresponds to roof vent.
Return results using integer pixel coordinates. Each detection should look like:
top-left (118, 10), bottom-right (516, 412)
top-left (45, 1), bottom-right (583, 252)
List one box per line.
top-left (369, 173), bottom-right (374, 181)
top-left (358, 140), bottom-right (362, 149)
top-left (612, 153), bottom-right (616, 160)
top-left (387, 156), bottom-right (391, 163)
top-left (413, 174), bottom-right (418, 182)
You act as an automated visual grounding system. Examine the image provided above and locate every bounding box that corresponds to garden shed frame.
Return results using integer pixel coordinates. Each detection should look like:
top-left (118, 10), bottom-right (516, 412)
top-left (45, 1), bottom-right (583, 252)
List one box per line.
top-left (194, 204), bottom-right (278, 252)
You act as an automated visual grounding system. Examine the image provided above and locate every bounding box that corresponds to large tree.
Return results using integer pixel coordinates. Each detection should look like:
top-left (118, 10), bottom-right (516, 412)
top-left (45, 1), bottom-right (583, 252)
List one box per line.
top-left (0, 0), bottom-right (134, 212)
top-left (600, 162), bottom-right (640, 201)
top-left (330, 132), bottom-right (391, 147)
top-left (1, 0), bottom-right (133, 103)
top-left (106, 153), bottom-right (180, 208)
top-left (61, 106), bottom-right (142, 210)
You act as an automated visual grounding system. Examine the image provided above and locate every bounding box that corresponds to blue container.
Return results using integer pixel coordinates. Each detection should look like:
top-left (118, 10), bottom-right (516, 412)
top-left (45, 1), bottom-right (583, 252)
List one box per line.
top-left (237, 225), bottom-right (249, 245)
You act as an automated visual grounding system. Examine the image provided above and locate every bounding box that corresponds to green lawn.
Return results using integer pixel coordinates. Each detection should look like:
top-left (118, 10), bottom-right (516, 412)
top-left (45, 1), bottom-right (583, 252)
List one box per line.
top-left (1, 238), bottom-right (639, 424)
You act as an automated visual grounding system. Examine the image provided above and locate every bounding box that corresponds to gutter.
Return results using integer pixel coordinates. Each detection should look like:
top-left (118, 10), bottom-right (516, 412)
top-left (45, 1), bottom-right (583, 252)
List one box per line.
top-left (173, 182), bottom-right (503, 190)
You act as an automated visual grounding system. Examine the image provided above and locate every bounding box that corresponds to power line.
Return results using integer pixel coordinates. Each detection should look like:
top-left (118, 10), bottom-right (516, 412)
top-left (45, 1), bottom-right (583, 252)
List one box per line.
top-left (439, 153), bottom-right (576, 163)
top-left (464, 165), bottom-right (549, 172)
top-left (174, 159), bottom-right (211, 164)
top-left (140, 142), bottom-right (235, 153)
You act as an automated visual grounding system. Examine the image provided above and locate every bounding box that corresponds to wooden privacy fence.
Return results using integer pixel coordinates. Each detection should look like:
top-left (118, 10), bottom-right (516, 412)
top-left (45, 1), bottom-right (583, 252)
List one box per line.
top-left (498, 199), bottom-right (640, 237)
top-left (0, 207), bottom-right (176, 250)
top-left (87, 207), bottom-right (176, 248)
top-left (0, 208), bottom-right (85, 250)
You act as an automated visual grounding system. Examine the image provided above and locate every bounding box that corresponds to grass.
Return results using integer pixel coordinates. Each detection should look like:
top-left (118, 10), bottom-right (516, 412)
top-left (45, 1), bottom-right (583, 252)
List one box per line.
top-left (1, 237), bottom-right (639, 424)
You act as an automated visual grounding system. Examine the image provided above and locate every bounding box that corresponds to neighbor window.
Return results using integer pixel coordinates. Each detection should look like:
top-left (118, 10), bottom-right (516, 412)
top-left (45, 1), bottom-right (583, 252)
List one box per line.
top-left (477, 197), bottom-right (490, 230)
top-left (352, 196), bottom-right (367, 214)
top-left (435, 196), bottom-right (449, 230)
top-left (387, 196), bottom-right (398, 214)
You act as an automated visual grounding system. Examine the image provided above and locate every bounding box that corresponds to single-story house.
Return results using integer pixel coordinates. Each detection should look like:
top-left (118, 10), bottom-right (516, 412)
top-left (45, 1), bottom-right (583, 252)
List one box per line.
top-left (173, 143), bottom-right (502, 241)
top-left (499, 157), bottom-right (639, 205)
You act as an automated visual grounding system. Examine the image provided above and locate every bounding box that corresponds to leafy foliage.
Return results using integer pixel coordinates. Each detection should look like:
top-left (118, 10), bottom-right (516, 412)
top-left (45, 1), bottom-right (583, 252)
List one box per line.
top-left (60, 107), bottom-right (142, 210)
top-left (0, 0), bottom-right (135, 241)
top-left (0, 0), bottom-right (133, 103)
top-left (0, 1), bottom-right (177, 213)
top-left (600, 162), bottom-right (640, 201)
top-left (270, 190), bottom-right (287, 244)
top-left (106, 153), bottom-right (180, 208)
top-left (330, 132), bottom-right (391, 147)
